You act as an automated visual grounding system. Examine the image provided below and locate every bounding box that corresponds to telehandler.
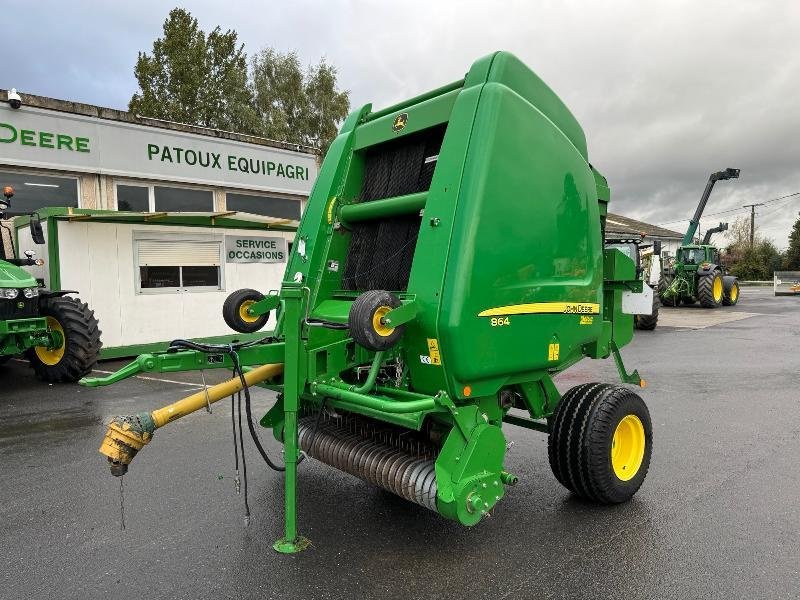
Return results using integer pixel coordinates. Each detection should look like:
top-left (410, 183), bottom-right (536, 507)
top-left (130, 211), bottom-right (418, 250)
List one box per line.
top-left (87, 52), bottom-right (653, 553)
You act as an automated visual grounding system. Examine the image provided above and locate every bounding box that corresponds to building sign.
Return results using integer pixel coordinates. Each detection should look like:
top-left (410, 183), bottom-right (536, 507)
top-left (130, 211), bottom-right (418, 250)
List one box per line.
top-left (0, 104), bottom-right (317, 195)
top-left (225, 235), bottom-right (288, 263)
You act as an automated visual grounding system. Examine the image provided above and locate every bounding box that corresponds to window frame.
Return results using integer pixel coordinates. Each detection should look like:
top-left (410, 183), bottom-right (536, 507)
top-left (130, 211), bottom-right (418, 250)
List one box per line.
top-left (224, 189), bottom-right (303, 220)
top-left (133, 230), bottom-right (226, 295)
top-left (0, 168), bottom-right (81, 215)
top-left (114, 180), bottom-right (215, 213)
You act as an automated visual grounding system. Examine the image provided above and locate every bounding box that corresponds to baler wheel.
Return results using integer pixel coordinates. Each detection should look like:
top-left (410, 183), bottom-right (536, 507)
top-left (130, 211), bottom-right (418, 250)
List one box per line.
top-left (28, 296), bottom-right (101, 383)
top-left (548, 383), bottom-right (652, 504)
top-left (697, 272), bottom-right (723, 308)
top-left (223, 289), bottom-right (269, 333)
top-left (349, 290), bottom-right (404, 351)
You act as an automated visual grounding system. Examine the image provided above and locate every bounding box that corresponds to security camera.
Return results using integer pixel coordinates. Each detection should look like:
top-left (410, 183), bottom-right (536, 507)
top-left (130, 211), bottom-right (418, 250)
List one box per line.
top-left (7, 88), bottom-right (21, 109)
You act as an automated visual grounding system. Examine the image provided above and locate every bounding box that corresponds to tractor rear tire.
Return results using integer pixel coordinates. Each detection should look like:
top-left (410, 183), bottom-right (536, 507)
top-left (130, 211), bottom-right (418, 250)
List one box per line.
top-left (349, 290), bottom-right (404, 351)
top-left (723, 276), bottom-right (740, 306)
top-left (697, 272), bottom-right (724, 308)
top-left (658, 276), bottom-right (677, 307)
top-left (223, 289), bottom-right (268, 333)
top-left (635, 292), bottom-right (659, 330)
top-left (548, 383), bottom-right (652, 504)
top-left (28, 296), bottom-right (102, 383)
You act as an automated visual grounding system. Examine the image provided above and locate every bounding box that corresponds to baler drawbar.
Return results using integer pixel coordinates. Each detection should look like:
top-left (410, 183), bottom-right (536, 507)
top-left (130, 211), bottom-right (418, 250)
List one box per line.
top-left (85, 51), bottom-right (653, 553)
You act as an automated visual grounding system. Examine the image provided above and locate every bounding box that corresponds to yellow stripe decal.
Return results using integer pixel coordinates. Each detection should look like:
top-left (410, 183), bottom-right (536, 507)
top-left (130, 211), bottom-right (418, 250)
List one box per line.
top-left (478, 302), bottom-right (600, 317)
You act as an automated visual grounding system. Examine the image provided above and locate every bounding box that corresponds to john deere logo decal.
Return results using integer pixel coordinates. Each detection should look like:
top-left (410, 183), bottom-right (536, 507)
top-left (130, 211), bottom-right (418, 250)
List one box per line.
top-left (392, 113), bottom-right (408, 131)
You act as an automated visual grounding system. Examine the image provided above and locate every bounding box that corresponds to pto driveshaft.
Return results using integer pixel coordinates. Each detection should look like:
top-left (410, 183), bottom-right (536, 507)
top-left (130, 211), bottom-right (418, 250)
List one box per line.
top-left (98, 363), bottom-right (284, 476)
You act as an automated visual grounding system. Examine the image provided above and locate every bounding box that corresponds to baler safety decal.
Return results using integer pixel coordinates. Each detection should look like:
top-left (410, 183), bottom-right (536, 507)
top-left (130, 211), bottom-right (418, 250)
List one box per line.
top-left (478, 302), bottom-right (600, 317)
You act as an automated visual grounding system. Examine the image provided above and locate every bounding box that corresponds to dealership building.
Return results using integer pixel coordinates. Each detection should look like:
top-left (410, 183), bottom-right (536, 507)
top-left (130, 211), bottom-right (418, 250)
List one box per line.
top-left (0, 89), bottom-right (318, 357)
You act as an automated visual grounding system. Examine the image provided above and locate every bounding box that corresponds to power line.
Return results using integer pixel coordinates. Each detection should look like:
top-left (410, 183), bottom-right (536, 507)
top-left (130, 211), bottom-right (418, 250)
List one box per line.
top-left (657, 191), bottom-right (800, 226)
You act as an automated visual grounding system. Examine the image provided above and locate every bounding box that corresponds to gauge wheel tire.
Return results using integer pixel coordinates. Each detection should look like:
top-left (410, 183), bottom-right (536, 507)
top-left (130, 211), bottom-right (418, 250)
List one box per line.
top-left (27, 296), bottom-right (102, 383)
top-left (349, 290), bottom-right (404, 351)
top-left (722, 277), bottom-right (740, 306)
top-left (658, 276), bottom-right (678, 307)
top-left (548, 383), bottom-right (652, 504)
top-left (697, 272), bottom-right (724, 308)
top-left (223, 288), bottom-right (268, 333)
top-left (634, 294), bottom-right (659, 331)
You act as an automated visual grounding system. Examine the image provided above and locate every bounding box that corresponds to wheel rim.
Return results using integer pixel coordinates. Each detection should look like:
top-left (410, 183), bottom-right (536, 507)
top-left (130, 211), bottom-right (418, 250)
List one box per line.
top-left (34, 316), bottom-right (66, 366)
top-left (238, 300), bottom-right (259, 323)
top-left (372, 306), bottom-right (395, 337)
top-left (730, 284), bottom-right (738, 303)
top-left (611, 415), bottom-right (646, 481)
top-left (713, 276), bottom-right (723, 302)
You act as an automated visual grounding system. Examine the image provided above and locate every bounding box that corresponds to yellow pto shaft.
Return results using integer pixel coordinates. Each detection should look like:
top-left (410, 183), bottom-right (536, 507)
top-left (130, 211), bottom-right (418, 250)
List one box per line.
top-left (99, 363), bottom-right (284, 476)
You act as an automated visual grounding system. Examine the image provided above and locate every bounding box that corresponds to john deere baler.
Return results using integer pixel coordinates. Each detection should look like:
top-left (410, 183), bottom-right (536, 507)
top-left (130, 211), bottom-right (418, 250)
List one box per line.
top-left (86, 51), bottom-right (652, 553)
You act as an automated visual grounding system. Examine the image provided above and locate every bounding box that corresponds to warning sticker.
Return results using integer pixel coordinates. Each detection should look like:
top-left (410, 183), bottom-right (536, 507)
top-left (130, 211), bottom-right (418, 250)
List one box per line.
top-left (426, 338), bottom-right (442, 365)
top-left (548, 342), bottom-right (560, 361)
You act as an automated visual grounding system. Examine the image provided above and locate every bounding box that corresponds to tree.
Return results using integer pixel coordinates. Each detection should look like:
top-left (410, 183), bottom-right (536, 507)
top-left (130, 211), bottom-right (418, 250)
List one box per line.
top-left (785, 212), bottom-right (800, 269)
top-left (129, 9), bottom-right (257, 133)
top-left (723, 215), bottom-right (784, 280)
top-left (251, 49), bottom-right (350, 154)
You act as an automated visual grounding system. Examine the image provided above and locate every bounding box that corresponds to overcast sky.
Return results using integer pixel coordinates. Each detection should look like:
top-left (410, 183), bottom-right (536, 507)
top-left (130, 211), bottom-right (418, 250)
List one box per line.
top-left (6, 1), bottom-right (800, 247)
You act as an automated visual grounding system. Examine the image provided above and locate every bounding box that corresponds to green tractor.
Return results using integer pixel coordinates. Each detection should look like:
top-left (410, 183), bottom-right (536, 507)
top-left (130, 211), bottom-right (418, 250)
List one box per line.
top-left (660, 168), bottom-right (741, 308)
top-left (0, 186), bottom-right (101, 381)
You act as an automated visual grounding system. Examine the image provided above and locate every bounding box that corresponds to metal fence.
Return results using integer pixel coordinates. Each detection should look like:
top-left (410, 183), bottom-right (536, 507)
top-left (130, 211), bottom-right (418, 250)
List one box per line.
top-left (774, 271), bottom-right (800, 296)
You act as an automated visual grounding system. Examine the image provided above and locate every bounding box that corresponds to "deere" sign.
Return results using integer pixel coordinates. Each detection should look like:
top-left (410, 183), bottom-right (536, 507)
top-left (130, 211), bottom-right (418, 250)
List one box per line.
top-left (0, 104), bottom-right (317, 196)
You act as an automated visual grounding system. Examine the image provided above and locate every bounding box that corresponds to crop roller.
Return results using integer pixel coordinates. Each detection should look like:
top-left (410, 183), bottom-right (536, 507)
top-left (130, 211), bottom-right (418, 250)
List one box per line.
top-left (86, 51), bottom-right (653, 553)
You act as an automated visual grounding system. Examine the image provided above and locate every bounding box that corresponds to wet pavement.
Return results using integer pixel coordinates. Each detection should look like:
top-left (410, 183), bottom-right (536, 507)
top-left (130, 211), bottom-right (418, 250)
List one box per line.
top-left (1, 287), bottom-right (798, 600)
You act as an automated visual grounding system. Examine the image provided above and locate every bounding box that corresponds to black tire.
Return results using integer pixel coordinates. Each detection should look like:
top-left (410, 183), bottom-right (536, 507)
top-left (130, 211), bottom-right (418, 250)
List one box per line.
top-left (722, 276), bottom-right (740, 306)
top-left (0, 355), bottom-right (12, 366)
top-left (349, 290), bottom-right (404, 351)
top-left (635, 291), bottom-right (659, 330)
top-left (222, 288), bottom-right (268, 333)
top-left (697, 271), bottom-right (723, 308)
top-left (28, 296), bottom-right (102, 383)
top-left (682, 297), bottom-right (697, 306)
top-left (658, 275), bottom-right (677, 307)
top-left (548, 383), bottom-right (652, 504)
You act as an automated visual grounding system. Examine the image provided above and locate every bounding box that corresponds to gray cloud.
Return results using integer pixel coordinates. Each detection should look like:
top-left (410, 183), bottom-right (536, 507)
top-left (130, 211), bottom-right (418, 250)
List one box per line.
top-left (4, 0), bottom-right (799, 246)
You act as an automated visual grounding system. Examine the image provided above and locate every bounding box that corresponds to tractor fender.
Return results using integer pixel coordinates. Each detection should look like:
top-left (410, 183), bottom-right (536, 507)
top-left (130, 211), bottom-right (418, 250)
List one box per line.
top-left (37, 289), bottom-right (78, 299)
top-left (722, 275), bottom-right (738, 290)
top-left (696, 264), bottom-right (721, 277)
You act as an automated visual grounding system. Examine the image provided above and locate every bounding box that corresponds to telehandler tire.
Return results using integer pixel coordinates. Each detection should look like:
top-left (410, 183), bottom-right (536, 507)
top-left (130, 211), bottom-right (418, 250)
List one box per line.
top-left (722, 277), bottom-right (740, 306)
top-left (697, 271), bottom-right (724, 308)
top-left (28, 296), bottom-right (101, 383)
top-left (223, 288), bottom-right (269, 333)
top-left (349, 290), bottom-right (404, 351)
top-left (634, 293), bottom-right (659, 330)
top-left (548, 383), bottom-right (652, 504)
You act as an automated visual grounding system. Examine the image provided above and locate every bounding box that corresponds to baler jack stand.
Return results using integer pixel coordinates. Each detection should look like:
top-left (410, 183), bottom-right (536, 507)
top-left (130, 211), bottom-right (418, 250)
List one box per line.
top-left (610, 341), bottom-right (645, 387)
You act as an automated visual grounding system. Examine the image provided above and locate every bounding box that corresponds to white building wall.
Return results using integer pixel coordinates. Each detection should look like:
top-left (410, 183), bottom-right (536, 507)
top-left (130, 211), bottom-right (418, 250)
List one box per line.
top-left (53, 220), bottom-right (290, 349)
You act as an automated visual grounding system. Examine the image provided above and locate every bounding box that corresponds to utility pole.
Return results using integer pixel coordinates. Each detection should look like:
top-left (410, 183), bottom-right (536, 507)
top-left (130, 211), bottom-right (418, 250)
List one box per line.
top-left (743, 203), bottom-right (765, 248)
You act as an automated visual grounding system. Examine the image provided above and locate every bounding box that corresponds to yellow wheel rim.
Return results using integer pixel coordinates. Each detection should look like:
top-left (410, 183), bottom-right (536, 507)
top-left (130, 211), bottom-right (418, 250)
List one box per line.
top-left (34, 316), bottom-right (66, 366)
top-left (372, 306), bottom-right (395, 337)
top-left (238, 300), bottom-right (259, 324)
top-left (730, 284), bottom-right (738, 303)
top-left (713, 276), bottom-right (723, 302)
top-left (611, 414), bottom-right (646, 481)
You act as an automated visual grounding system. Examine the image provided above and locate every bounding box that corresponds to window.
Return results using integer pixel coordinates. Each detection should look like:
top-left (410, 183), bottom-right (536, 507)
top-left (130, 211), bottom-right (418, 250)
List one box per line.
top-left (226, 192), bottom-right (301, 219)
top-left (135, 234), bottom-right (223, 293)
top-left (154, 186), bottom-right (213, 212)
top-left (0, 171), bottom-right (79, 216)
top-left (116, 184), bottom-right (150, 212)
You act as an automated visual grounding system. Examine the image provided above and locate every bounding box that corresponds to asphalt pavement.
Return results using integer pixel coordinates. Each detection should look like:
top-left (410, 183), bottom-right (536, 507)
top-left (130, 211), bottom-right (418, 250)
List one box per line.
top-left (1, 287), bottom-right (798, 599)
